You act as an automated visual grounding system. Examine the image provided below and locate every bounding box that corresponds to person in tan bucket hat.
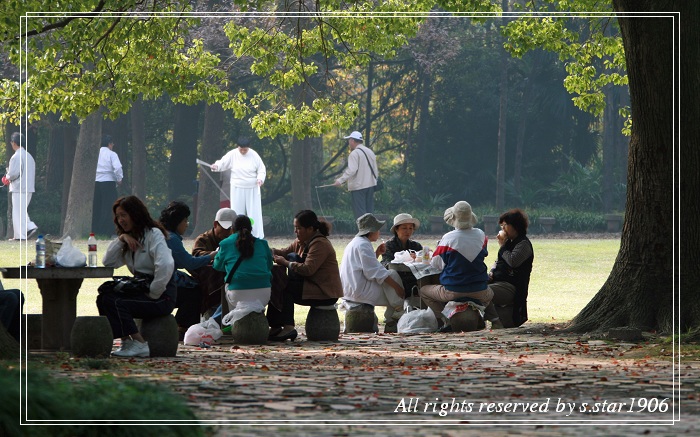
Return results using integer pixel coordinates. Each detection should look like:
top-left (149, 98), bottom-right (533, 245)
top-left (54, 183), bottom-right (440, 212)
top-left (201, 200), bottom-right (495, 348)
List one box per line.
top-left (419, 201), bottom-right (505, 331)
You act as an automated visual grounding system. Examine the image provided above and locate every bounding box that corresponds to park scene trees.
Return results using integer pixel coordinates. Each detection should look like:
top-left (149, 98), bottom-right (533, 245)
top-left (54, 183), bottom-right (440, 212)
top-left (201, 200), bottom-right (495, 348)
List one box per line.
top-left (0, 0), bottom-right (695, 430)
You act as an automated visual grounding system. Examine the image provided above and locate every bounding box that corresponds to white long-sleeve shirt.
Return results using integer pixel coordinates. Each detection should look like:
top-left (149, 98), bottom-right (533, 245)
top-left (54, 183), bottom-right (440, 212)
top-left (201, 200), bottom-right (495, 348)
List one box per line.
top-left (339, 235), bottom-right (392, 305)
top-left (102, 228), bottom-right (175, 299)
top-left (6, 147), bottom-right (35, 193)
top-left (335, 145), bottom-right (377, 191)
top-left (212, 148), bottom-right (266, 188)
top-left (95, 147), bottom-right (123, 182)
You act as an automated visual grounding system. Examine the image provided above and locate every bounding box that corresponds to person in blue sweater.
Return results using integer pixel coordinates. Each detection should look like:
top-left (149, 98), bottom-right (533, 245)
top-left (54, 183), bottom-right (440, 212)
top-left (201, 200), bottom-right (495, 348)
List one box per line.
top-left (213, 215), bottom-right (273, 332)
top-left (419, 201), bottom-right (502, 331)
top-left (160, 201), bottom-right (216, 334)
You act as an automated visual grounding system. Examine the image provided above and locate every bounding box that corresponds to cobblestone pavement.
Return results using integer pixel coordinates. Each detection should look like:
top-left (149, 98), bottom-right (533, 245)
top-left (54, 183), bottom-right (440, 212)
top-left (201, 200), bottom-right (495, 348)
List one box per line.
top-left (40, 322), bottom-right (699, 436)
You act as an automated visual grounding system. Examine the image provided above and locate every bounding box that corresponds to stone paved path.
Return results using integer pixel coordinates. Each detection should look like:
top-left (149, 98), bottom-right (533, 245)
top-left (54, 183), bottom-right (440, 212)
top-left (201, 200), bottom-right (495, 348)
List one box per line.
top-left (42, 323), bottom-right (699, 436)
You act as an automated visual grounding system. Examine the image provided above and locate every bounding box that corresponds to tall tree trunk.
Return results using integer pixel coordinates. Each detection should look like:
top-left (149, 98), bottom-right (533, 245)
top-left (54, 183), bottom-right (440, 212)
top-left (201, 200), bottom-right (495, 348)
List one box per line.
top-left (130, 95), bottom-right (147, 199)
top-left (62, 111), bottom-right (102, 239)
top-left (61, 122), bottom-right (78, 221)
top-left (191, 103), bottom-right (224, 236)
top-left (169, 103), bottom-right (202, 202)
top-left (365, 61), bottom-right (374, 145)
top-left (45, 114), bottom-right (65, 190)
top-left (514, 77), bottom-right (532, 195)
top-left (570, 1), bottom-right (696, 332)
top-left (290, 136), bottom-right (312, 213)
top-left (495, 0), bottom-right (510, 210)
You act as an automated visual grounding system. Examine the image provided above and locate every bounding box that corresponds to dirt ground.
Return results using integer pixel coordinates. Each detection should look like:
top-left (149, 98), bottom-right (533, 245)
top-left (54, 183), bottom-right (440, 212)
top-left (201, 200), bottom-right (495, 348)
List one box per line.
top-left (31, 321), bottom-right (700, 436)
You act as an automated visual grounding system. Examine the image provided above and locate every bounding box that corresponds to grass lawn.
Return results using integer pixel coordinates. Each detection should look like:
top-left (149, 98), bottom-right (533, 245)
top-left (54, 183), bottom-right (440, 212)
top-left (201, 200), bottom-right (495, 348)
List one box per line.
top-left (0, 234), bottom-right (620, 326)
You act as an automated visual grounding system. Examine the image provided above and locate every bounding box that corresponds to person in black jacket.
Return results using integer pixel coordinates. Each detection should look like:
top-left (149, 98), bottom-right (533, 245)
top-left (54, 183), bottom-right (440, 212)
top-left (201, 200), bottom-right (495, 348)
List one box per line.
top-left (486, 209), bottom-right (534, 328)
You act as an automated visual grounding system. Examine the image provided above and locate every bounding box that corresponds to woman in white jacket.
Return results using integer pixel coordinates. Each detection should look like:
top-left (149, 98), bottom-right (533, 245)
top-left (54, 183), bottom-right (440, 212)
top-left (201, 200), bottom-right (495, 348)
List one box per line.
top-left (97, 195), bottom-right (175, 358)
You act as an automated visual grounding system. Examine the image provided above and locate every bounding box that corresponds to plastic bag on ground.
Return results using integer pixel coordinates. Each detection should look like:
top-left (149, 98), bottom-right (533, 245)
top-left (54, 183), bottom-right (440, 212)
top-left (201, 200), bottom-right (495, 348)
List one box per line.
top-left (183, 318), bottom-right (223, 346)
top-left (221, 300), bottom-right (266, 327)
top-left (397, 306), bottom-right (438, 334)
top-left (55, 236), bottom-right (87, 267)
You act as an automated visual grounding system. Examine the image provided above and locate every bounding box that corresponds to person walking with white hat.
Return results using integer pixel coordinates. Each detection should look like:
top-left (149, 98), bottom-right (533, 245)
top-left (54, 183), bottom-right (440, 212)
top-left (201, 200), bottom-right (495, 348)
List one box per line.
top-left (333, 131), bottom-right (379, 219)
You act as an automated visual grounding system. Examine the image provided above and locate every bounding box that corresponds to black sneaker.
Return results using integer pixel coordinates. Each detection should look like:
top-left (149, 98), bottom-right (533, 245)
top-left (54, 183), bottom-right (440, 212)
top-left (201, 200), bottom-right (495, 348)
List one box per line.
top-left (438, 324), bottom-right (453, 333)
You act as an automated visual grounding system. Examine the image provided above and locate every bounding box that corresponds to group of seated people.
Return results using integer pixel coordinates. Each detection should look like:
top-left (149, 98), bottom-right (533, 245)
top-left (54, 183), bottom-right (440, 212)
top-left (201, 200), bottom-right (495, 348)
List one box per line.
top-left (93, 193), bottom-right (533, 357)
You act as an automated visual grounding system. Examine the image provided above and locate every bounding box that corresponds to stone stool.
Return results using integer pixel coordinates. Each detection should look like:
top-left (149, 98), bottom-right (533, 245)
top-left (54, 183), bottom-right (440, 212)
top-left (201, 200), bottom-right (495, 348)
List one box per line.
top-left (137, 314), bottom-right (179, 357)
top-left (70, 316), bottom-right (113, 358)
top-left (449, 305), bottom-right (485, 332)
top-left (231, 311), bottom-right (268, 345)
top-left (495, 305), bottom-right (515, 328)
top-left (25, 314), bottom-right (42, 350)
top-left (305, 306), bottom-right (340, 341)
top-left (344, 303), bottom-right (377, 333)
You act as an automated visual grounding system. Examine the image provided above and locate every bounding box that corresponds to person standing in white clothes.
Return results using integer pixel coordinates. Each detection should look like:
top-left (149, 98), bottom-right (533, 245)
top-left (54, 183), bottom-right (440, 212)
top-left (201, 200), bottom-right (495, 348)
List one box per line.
top-left (211, 136), bottom-right (266, 238)
top-left (2, 132), bottom-right (37, 241)
top-left (92, 135), bottom-right (123, 236)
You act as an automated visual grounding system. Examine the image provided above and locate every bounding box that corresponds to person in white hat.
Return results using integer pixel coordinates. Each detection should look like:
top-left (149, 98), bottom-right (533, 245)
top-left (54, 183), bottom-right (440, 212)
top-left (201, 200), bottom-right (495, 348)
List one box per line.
top-left (419, 201), bottom-right (503, 331)
top-left (211, 136), bottom-right (266, 238)
top-left (381, 213), bottom-right (423, 267)
top-left (340, 213), bottom-right (405, 331)
top-left (190, 207), bottom-right (237, 324)
top-left (333, 130), bottom-right (379, 219)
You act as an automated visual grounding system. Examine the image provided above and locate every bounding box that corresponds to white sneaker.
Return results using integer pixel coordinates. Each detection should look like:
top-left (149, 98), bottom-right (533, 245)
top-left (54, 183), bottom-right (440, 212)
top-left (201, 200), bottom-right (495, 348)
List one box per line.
top-left (112, 339), bottom-right (150, 357)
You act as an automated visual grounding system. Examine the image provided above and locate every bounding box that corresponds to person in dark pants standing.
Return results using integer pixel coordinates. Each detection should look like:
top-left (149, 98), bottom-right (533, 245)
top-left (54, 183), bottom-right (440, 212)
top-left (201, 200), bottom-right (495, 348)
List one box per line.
top-left (92, 135), bottom-right (123, 237)
top-left (333, 131), bottom-right (379, 219)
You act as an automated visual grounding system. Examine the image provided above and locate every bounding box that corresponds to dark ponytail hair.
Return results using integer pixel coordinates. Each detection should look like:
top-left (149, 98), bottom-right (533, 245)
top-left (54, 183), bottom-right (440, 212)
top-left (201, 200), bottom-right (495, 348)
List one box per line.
top-left (295, 209), bottom-right (330, 236)
top-left (234, 215), bottom-right (255, 258)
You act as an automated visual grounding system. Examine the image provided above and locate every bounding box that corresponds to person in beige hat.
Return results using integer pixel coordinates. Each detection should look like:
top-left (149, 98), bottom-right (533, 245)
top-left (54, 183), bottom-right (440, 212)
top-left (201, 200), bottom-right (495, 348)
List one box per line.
top-left (339, 213), bottom-right (405, 331)
top-left (379, 213), bottom-right (424, 331)
top-left (381, 213), bottom-right (423, 265)
top-left (419, 201), bottom-right (504, 331)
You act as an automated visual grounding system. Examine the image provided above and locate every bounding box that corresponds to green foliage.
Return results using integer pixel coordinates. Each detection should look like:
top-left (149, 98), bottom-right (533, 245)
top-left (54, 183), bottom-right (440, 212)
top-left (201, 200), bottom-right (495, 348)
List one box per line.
top-left (0, 365), bottom-right (204, 436)
top-left (502, 1), bottom-right (630, 125)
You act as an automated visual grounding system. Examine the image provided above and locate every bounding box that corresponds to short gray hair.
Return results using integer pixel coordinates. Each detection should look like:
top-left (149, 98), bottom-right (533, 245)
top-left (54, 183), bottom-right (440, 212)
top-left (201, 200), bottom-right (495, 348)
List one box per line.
top-left (10, 132), bottom-right (23, 146)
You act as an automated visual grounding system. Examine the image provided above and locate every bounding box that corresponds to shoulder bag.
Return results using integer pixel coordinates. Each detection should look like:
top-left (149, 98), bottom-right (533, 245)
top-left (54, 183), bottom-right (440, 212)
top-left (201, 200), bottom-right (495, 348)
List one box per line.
top-left (358, 147), bottom-right (383, 191)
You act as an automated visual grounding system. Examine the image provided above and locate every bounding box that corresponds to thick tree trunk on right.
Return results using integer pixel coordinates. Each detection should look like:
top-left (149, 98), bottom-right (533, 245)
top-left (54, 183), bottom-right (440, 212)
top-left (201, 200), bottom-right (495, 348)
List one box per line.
top-left (62, 111), bottom-right (102, 239)
top-left (570, 1), bottom-right (697, 333)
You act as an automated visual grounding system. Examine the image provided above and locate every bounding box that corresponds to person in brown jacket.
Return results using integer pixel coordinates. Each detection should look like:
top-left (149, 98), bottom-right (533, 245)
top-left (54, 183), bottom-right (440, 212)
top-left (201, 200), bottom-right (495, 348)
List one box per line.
top-left (267, 210), bottom-right (343, 341)
top-left (190, 208), bottom-right (236, 321)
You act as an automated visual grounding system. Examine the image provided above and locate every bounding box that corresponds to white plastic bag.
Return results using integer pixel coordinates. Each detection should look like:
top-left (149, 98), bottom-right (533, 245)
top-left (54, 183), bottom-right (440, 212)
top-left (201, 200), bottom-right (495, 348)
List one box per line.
top-left (397, 306), bottom-right (438, 334)
top-left (221, 300), bottom-right (266, 327)
top-left (391, 250), bottom-right (415, 263)
top-left (55, 236), bottom-right (87, 267)
top-left (183, 318), bottom-right (223, 346)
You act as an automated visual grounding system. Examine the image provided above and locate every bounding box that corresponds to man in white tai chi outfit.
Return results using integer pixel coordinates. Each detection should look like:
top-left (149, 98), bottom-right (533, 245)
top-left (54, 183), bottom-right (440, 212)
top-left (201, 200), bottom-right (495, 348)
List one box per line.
top-left (211, 136), bottom-right (266, 238)
top-left (2, 132), bottom-right (38, 241)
